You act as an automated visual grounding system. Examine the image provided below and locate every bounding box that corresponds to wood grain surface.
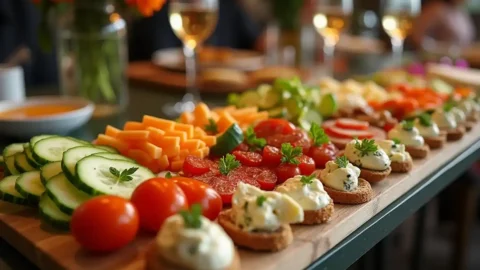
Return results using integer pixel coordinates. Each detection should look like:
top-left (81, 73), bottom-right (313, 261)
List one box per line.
top-left (1, 124), bottom-right (480, 270)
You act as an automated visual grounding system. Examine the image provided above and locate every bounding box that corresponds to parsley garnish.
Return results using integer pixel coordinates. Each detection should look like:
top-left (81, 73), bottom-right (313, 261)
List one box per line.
top-left (300, 174), bottom-right (315, 185)
top-left (109, 167), bottom-right (138, 182)
top-left (309, 123), bottom-right (329, 146)
top-left (219, 154), bottom-right (240, 175)
top-left (245, 127), bottom-right (266, 151)
top-left (335, 156), bottom-right (349, 168)
top-left (280, 143), bottom-right (303, 165)
top-left (204, 118), bottom-right (218, 134)
top-left (443, 102), bottom-right (454, 112)
top-left (256, 195), bottom-right (267, 207)
top-left (418, 113), bottom-right (432, 127)
top-left (179, 204), bottom-right (202, 229)
top-left (354, 139), bottom-right (378, 156)
top-left (402, 120), bottom-right (415, 131)
top-left (165, 172), bottom-right (172, 179)
top-left (392, 138), bottom-right (401, 145)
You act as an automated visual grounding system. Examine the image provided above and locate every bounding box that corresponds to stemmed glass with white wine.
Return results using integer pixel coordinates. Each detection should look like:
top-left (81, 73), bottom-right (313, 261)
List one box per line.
top-left (313, 0), bottom-right (353, 76)
top-left (166, 0), bottom-right (218, 117)
top-left (382, 0), bottom-right (421, 65)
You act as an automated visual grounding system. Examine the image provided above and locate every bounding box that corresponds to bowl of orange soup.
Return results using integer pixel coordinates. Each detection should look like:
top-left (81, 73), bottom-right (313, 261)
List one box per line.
top-left (0, 96), bottom-right (94, 138)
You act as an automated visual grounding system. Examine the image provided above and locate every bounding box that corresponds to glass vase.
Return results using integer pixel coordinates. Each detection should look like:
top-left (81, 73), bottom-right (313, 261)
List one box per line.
top-left (57, 0), bottom-right (128, 118)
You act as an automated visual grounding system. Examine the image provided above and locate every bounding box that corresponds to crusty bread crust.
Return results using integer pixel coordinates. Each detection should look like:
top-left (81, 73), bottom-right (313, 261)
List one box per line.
top-left (359, 166), bottom-right (391, 183)
top-left (446, 126), bottom-right (465, 141)
top-left (321, 178), bottom-right (374, 204)
top-left (217, 209), bottom-right (293, 252)
top-left (299, 200), bottom-right (334, 225)
top-left (464, 122), bottom-right (473, 132)
top-left (390, 158), bottom-right (413, 173)
top-left (405, 144), bottom-right (430, 159)
top-left (145, 242), bottom-right (241, 270)
top-left (424, 135), bottom-right (446, 149)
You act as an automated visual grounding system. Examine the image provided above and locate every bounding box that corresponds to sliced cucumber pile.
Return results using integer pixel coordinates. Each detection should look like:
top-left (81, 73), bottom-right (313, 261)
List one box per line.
top-left (93, 152), bottom-right (135, 162)
top-left (46, 173), bottom-right (91, 215)
top-left (3, 143), bottom-right (24, 175)
top-left (15, 171), bottom-right (45, 203)
top-left (14, 153), bottom-right (36, 173)
top-left (24, 143), bottom-right (40, 168)
top-left (0, 175), bottom-right (29, 205)
top-left (62, 146), bottom-right (107, 182)
top-left (40, 162), bottom-right (62, 186)
top-left (39, 193), bottom-right (71, 231)
top-left (74, 156), bottom-right (155, 198)
top-left (32, 136), bottom-right (86, 165)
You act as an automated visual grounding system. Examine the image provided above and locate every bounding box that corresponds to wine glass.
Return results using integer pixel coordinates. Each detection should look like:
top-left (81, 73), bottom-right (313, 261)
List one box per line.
top-left (312, 0), bottom-right (353, 76)
top-left (382, 0), bottom-right (420, 65)
top-left (165, 0), bottom-right (218, 117)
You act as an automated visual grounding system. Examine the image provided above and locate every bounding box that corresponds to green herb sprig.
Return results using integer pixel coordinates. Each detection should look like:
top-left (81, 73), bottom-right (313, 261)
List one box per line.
top-left (109, 167), bottom-right (138, 182)
top-left (256, 195), bottom-right (267, 207)
top-left (204, 118), bottom-right (218, 134)
top-left (401, 120), bottom-right (415, 131)
top-left (179, 204), bottom-right (202, 229)
top-left (300, 174), bottom-right (316, 185)
top-left (443, 102), bottom-right (455, 112)
top-left (219, 154), bottom-right (240, 175)
top-left (309, 123), bottom-right (329, 146)
top-left (245, 127), bottom-right (266, 151)
top-left (335, 156), bottom-right (349, 168)
top-left (280, 143), bottom-right (303, 165)
top-left (165, 172), bottom-right (173, 179)
top-left (418, 113), bottom-right (432, 127)
top-left (392, 138), bottom-right (401, 145)
top-left (354, 139), bottom-right (378, 156)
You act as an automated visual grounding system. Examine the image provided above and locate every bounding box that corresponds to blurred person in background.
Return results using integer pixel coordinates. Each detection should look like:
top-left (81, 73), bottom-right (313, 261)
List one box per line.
top-left (411, 0), bottom-right (475, 50)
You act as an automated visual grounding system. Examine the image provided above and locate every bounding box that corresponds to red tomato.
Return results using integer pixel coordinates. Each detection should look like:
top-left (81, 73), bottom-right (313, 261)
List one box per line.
top-left (383, 122), bottom-right (396, 132)
top-left (335, 118), bottom-right (369, 130)
top-left (262, 146), bottom-right (282, 167)
top-left (308, 144), bottom-right (338, 168)
top-left (267, 129), bottom-right (312, 154)
top-left (232, 151), bottom-right (263, 167)
top-left (275, 164), bottom-right (301, 184)
top-left (325, 126), bottom-right (374, 139)
top-left (256, 168), bottom-right (278, 190)
top-left (183, 156), bottom-right (215, 176)
top-left (298, 155), bottom-right (316, 175)
top-left (233, 143), bottom-right (249, 152)
top-left (71, 196), bottom-right (139, 252)
top-left (131, 178), bottom-right (188, 233)
top-left (254, 119), bottom-right (296, 138)
top-left (210, 175), bottom-right (236, 204)
top-left (170, 177), bottom-right (222, 221)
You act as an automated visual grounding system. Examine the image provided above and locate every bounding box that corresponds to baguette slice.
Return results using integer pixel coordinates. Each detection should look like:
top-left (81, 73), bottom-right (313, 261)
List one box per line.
top-left (405, 144), bottom-right (430, 159)
top-left (217, 209), bottom-right (293, 252)
top-left (321, 178), bottom-right (374, 204)
top-left (445, 126), bottom-right (465, 141)
top-left (299, 200), bottom-right (334, 225)
top-left (390, 158), bottom-right (413, 173)
top-left (359, 166), bottom-right (391, 183)
top-left (146, 242), bottom-right (241, 270)
top-left (424, 135), bottom-right (446, 149)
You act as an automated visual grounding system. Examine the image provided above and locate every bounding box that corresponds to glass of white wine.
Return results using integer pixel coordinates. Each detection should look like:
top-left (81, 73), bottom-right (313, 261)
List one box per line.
top-left (313, 0), bottom-right (353, 76)
top-left (382, 0), bottom-right (420, 64)
top-left (166, 0), bottom-right (218, 116)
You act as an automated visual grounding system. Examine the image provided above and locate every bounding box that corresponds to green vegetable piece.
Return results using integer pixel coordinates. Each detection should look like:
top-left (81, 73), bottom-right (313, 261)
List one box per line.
top-left (219, 154), bottom-right (240, 175)
top-left (318, 93), bottom-right (338, 117)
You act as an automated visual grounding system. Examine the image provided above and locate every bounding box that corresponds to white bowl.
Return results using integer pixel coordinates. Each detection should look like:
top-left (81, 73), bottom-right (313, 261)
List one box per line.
top-left (0, 96), bottom-right (94, 138)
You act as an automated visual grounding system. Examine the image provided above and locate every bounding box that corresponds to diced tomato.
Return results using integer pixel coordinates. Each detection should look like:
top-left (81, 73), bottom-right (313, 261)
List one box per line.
top-left (308, 143), bottom-right (338, 168)
top-left (254, 119), bottom-right (296, 138)
top-left (262, 146), bottom-right (282, 167)
top-left (325, 126), bottom-right (374, 139)
top-left (232, 151), bottom-right (263, 167)
top-left (183, 156), bottom-right (215, 176)
top-left (335, 118), bottom-right (369, 130)
top-left (275, 164), bottom-right (301, 184)
top-left (298, 155), bottom-right (316, 175)
top-left (256, 168), bottom-right (278, 190)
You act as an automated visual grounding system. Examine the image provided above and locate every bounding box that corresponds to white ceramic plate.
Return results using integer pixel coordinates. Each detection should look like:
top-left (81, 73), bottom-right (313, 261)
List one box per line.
top-left (0, 96), bottom-right (94, 138)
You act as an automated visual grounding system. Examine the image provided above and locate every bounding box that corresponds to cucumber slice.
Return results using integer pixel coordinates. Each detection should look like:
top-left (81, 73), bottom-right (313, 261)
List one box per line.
top-left (94, 145), bottom-right (119, 153)
top-left (74, 156), bottom-right (155, 198)
top-left (30, 135), bottom-right (54, 148)
top-left (61, 146), bottom-right (107, 182)
top-left (210, 123), bottom-right (244, 156)
top-left (15, 171), bottom-right (45, 204)
top-left (93, 152), bottom-right (135, 162)
top-left (258, 85), bottom-right (280, 109)
top-left (297, 109), bottom-right (323, 131)
top-left (40, 162), bottom-right (62, 186)
top-left (39, 193), bottom-right (71, 231)
top-left (227, 93), bottom-right (240, 106)
top-left (284, 97), bottom-right (303, 119)
top-left (23, 143), bottom-right (40, 168)
top-left (14, 153), bottom-right (36, 173)
top-left (3, 143), bottom-right (25, 157)
top-left (268, 107), bottom-right (288, 118)
top-left (0, 175), bottom-right (29, 205)
top-left (32, 136), bottom-right (85, 165)
top-left (4, 156), bottom-right (19, 175)
top-left (46, 173), bottom-right (91, 215)
top-left (237, 90), bottom-right (260, 108)
top-left (318, 93), bottom-right (338, 117)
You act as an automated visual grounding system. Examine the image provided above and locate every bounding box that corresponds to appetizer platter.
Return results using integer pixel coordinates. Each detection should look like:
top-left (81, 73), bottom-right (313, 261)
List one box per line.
top-left (1, 73), bottom-right (480, 270)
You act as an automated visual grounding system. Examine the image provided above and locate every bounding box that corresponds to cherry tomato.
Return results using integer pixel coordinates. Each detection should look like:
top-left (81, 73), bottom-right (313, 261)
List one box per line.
top-left (267, 129), bottom-right (311, 153)
top-left (256, 168), bottom-right (278, 190)
top-left (308, 144), bottom-right (338, 168)
top-left (131, 178), bottom-right (188, 233)
top-left (209, 175), bottom-right (235, 204)
top-left (275, 164), bottom-right (301, 184)
top-left (383, 121), bottom-right (396, 132)
top-left (233, 143), bottom-right (249, 152)
top-left (170, 177), bottom-right (222, 221)
top-left (232, 151), bottom-right (263, 167)
top-left (254, 119), bottom-right (296, 138)
top-left (71, 196), bottom-right (139, 252)
top-left (298, 155), bottom-right (316, 175)
top-left (183, 156), bottom-right (215, 176)
top-left (262, 146), bottom-right (282, 167)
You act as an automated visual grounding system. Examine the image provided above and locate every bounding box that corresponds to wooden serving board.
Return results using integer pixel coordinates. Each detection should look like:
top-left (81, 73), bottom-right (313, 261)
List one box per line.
top-left (1, 125), bottom-right (480, 270)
